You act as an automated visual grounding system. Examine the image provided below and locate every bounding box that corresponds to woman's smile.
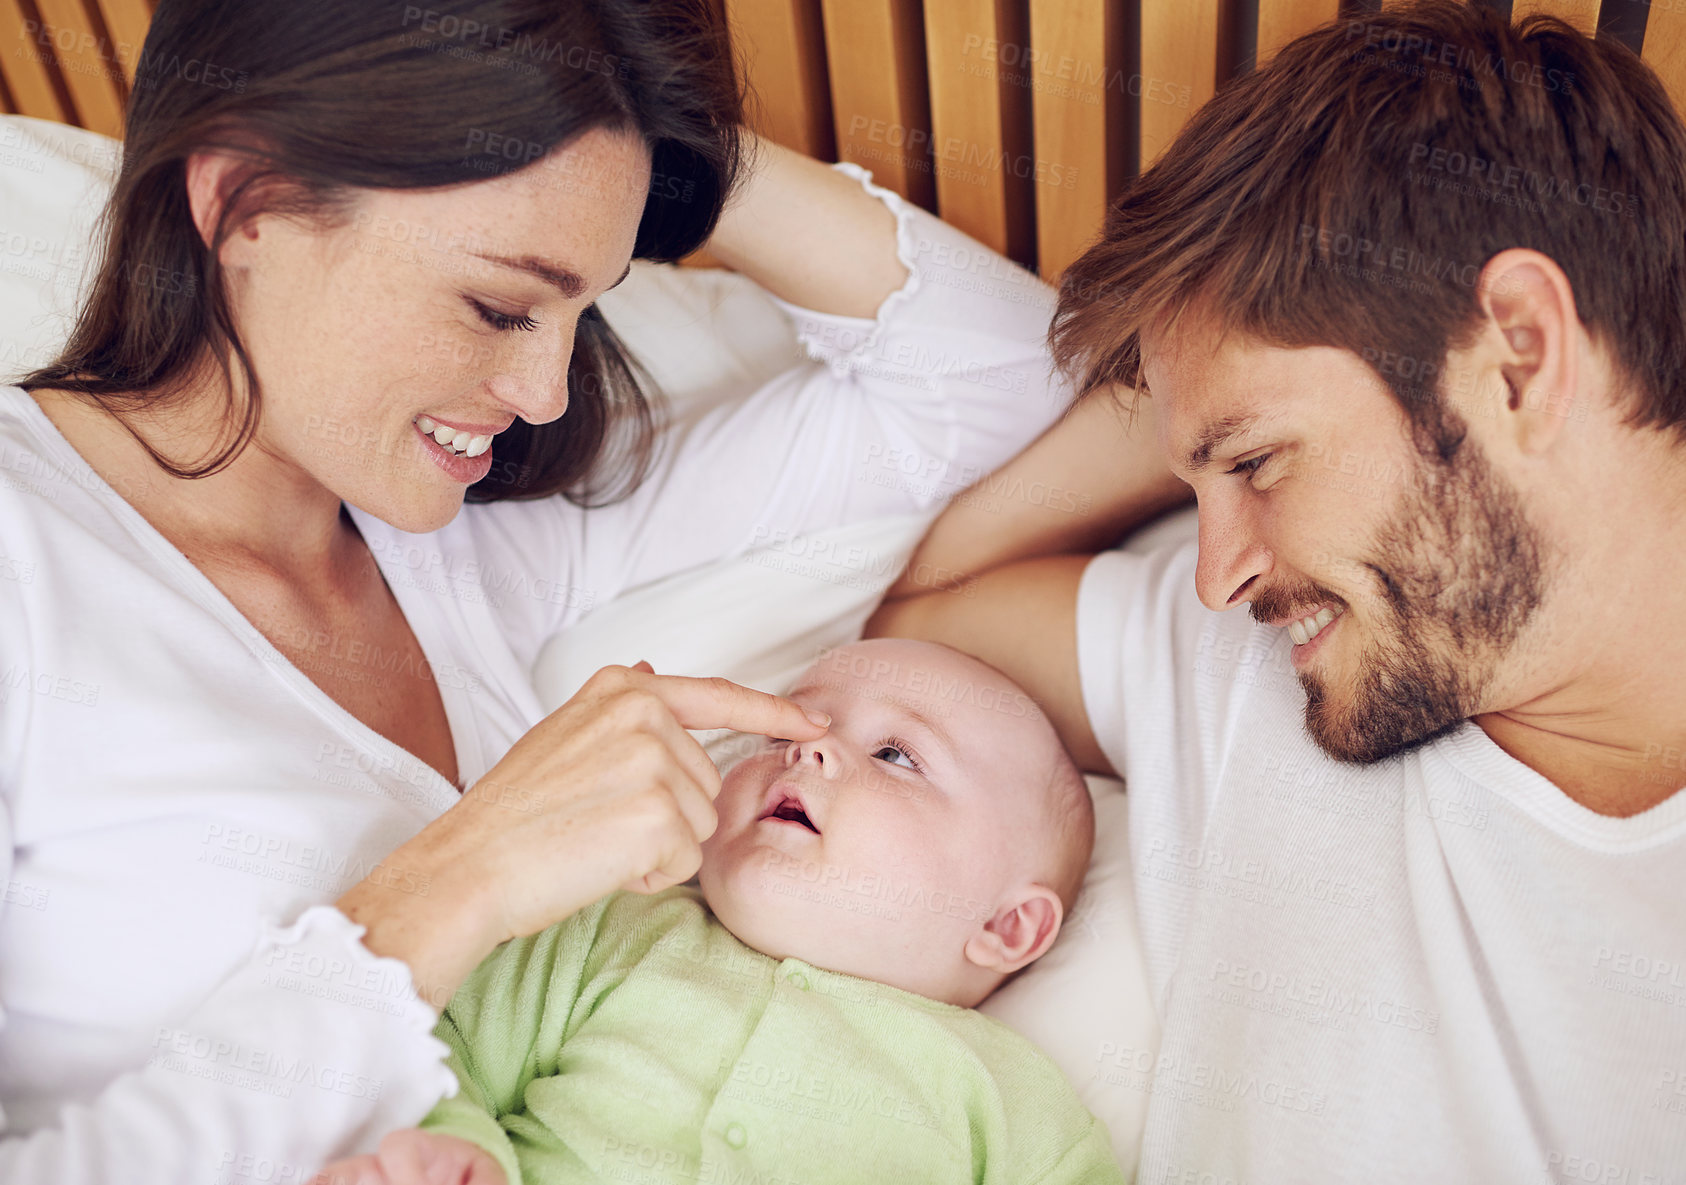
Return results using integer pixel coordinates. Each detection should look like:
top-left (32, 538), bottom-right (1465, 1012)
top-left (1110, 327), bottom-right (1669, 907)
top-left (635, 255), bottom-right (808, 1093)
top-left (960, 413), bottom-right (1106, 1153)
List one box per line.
top-left (414, 414), bottom-right (498, 483)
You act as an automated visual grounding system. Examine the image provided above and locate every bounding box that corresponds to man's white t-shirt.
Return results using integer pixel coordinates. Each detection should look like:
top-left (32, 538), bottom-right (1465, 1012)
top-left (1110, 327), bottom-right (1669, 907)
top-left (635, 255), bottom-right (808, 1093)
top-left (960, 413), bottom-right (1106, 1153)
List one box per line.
top-left (1077, 539), bottom-right (1686, 1185)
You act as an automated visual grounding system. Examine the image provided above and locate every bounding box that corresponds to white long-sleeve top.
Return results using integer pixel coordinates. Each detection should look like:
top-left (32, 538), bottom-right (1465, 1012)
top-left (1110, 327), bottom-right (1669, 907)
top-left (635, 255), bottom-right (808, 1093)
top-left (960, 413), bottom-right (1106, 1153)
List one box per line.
top-left (0, 164), bottom-right (1066, 1184)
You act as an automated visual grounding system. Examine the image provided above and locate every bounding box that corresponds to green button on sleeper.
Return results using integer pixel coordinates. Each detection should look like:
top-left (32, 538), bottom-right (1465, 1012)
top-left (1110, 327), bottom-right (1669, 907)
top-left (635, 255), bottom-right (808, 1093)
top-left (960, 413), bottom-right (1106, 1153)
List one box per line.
top-left (786, 971), bottom-right (808, 990)
top-left (725, 1122), bottom-right (748, 1150)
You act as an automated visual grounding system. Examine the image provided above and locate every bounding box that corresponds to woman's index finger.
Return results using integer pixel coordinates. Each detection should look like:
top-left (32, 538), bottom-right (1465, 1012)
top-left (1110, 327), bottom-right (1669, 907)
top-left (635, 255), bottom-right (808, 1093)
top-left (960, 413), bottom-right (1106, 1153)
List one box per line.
top-left (639, 673), bottom-right (830, 738)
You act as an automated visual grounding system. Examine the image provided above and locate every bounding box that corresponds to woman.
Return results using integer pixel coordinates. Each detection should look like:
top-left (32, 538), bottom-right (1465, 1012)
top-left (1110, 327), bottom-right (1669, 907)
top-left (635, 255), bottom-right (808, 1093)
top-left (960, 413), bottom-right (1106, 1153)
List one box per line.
top-left (0, 0), bottom-right (1069, 1180)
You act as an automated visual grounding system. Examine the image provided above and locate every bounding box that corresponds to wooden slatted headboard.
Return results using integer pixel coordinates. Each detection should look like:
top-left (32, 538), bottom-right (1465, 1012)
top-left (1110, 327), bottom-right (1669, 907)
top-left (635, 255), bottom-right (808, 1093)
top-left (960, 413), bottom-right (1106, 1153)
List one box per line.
top-left (2, 0), bottom-right (1678, 280)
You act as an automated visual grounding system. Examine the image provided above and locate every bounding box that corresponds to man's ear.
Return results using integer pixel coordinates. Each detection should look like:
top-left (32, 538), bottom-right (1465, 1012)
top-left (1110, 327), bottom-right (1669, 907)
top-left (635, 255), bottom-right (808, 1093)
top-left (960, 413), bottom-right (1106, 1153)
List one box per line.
top-left (1471, 247), bottom-right (1583, 457)
top-left (182, 150), bottom-right (263, 263)
top-left (963, 884), bottom-right (1063, 976)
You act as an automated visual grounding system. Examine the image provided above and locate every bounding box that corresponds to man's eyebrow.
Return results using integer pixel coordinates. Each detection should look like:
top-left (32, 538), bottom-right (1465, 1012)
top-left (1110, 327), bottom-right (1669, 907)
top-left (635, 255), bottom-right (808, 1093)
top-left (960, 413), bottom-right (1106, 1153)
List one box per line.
top-left (471, 252), bottom-right (632, 299)
top-left (1185, 412), bottom-right (1260, 473)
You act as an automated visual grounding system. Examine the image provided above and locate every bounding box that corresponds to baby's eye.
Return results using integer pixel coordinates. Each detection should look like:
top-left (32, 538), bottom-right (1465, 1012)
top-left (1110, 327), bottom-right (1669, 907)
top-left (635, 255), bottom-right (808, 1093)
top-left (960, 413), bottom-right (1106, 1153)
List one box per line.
top-left (872, 743), bottom-right (920, 771)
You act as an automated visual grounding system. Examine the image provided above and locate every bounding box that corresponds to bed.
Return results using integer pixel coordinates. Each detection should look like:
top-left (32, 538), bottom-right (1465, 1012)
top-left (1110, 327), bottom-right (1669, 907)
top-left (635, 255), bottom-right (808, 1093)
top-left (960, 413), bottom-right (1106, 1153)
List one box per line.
top-left (3, 0), bottom-right (1675, 1173)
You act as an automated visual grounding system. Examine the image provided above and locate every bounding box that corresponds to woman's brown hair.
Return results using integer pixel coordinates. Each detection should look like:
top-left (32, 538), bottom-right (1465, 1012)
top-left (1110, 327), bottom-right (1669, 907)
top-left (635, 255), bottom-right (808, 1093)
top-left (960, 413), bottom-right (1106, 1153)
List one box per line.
top-left (19, 0), bottom-right (744, 505)
top-left (1051, 0), bottom-right (1686, 448)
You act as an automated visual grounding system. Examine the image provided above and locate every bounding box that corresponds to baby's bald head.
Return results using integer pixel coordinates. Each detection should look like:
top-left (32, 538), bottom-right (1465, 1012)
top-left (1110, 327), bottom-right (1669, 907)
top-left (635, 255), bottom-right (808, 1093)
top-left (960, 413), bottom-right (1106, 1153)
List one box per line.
top-left (701, 638), bottom-right (1095, 1007)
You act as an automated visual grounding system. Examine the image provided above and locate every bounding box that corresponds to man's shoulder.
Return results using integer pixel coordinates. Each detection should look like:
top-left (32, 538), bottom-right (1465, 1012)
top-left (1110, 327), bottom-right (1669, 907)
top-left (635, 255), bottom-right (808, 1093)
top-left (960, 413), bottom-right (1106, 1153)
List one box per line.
top-left (1079, 536), bottom-right (1308, 784)
top-left (1083, 535), bottom-right (1288, 683)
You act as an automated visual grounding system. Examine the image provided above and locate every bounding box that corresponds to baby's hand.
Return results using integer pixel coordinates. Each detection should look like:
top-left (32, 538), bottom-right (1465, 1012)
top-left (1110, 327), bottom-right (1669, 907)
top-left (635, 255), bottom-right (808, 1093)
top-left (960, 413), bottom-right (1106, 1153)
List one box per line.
top-left (310, 1128), bottom-right (507, 1185)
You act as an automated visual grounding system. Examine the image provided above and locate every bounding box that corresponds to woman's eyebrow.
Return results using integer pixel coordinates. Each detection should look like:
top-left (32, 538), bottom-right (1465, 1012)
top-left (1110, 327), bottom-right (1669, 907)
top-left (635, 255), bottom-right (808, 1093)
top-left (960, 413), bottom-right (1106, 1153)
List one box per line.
top-left (471, 253), bottom-right (633, 298)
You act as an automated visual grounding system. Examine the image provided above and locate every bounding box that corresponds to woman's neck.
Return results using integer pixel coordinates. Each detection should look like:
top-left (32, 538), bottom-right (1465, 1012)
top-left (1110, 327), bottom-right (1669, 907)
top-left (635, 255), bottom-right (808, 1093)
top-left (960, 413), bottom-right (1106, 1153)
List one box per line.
top-left (28, 384), bottom-right (357, 587)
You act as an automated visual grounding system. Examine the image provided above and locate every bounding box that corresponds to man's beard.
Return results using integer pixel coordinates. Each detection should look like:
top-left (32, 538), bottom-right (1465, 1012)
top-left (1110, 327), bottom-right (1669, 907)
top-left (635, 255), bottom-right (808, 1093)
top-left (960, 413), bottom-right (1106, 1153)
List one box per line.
top-left (1253, 417), bottom-right (1550, 764)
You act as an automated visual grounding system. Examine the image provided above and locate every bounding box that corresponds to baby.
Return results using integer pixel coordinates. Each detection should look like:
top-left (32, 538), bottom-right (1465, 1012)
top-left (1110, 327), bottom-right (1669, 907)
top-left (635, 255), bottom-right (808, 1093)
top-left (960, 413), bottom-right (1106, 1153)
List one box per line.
top-left (318, 638), bottom-right (1121, 1185)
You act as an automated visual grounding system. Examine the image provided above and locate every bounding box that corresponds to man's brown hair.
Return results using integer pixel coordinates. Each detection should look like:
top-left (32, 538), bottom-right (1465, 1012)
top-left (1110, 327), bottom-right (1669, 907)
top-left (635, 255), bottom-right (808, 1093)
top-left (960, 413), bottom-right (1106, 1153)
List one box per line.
top-left (1051, 0), bottom-right (1686, 446)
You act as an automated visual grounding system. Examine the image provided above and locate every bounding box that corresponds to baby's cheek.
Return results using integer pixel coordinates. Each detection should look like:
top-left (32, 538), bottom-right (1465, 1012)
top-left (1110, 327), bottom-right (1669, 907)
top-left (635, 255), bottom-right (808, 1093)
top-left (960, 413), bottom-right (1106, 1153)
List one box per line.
top-left (717, 758), bottom-right (769, 808)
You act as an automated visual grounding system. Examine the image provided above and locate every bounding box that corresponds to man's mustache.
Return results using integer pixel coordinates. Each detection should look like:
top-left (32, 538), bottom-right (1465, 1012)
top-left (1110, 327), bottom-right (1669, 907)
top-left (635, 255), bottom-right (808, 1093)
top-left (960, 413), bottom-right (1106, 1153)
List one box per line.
top-left (1249, 576), bottom-right (1349, 626)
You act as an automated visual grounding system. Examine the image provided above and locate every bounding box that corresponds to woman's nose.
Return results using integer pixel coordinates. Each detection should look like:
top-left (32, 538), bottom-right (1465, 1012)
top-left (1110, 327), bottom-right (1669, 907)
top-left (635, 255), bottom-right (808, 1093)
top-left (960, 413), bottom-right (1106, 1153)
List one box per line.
top-left (486, 333), bottom-right (572, 426)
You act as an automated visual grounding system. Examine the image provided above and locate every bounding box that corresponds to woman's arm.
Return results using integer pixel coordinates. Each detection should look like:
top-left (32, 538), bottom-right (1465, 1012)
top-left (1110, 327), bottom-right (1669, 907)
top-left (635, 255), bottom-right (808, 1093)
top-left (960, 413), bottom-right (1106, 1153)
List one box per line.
top-left (0, 797), bottom-right (458, 1184)
top-left (704, 132), bottom-right (910, 318)
top-left (871, 386), bottom-right (1190, 604)
top-left (336, 665), bottom-right (828, 1003)
top-left (505, 151), bottom-right (1075, 615)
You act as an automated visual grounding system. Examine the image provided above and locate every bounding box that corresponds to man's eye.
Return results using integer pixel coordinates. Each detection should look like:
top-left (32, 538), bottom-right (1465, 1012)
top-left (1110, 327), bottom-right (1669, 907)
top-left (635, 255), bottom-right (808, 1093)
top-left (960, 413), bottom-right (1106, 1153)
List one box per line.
top-left (1226, 453), bottom-right (1272, 478)
top-left (467, 297), bottom-right (539, 333)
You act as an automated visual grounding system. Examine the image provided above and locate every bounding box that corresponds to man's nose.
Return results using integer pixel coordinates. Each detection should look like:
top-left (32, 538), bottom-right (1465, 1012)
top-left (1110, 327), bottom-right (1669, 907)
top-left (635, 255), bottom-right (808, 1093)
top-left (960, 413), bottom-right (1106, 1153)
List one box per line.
top-left (1193, 496), bottom-right (1272, 611)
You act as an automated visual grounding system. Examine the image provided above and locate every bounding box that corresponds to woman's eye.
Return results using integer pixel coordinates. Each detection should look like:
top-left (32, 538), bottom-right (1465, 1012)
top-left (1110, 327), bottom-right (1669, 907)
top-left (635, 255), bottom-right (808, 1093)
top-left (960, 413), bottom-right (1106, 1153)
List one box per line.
top-left (872, 743), bottom-right (920, 771)
top-left (467, 297), bottom-right (539, 333)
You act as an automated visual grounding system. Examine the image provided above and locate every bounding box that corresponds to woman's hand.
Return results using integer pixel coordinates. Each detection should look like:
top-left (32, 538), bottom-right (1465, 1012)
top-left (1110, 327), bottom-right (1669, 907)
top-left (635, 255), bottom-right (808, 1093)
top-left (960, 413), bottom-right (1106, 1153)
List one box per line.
top-left (311, 1128), bottom-right (505, 1185)
top-left (337, 663), bottom-right (830, 1007)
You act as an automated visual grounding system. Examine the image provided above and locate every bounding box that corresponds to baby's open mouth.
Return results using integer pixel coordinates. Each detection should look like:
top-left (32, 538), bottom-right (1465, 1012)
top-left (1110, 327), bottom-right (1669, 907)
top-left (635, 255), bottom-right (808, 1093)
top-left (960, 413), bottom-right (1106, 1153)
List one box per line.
top-left (762, 792), bottom-right (820, 834)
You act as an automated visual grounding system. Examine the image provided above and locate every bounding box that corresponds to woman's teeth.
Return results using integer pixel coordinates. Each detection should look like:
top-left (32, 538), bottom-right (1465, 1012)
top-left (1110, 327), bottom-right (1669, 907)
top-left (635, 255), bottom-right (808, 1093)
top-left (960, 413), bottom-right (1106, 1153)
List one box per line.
top-left (1288, 604), bottom-right (1344, 647)
top-left (415, 414), bottom-right (492, 458)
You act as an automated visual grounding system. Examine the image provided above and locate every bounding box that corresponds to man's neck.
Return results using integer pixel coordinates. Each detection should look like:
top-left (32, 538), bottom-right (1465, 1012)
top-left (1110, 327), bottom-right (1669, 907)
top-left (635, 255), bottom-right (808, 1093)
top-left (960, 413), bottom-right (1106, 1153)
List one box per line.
top-left (1473, 440), bottom-right (1686, 818)
top-left (1473, 711), bottom-right (1682, 818)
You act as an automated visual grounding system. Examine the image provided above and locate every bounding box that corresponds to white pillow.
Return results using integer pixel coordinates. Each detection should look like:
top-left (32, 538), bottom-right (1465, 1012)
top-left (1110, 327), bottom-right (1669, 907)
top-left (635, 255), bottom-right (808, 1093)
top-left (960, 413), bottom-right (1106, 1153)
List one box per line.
top-left (595, 257), bottom-right (804, 420)
top-left (0, 116), bottom-right (121, 380)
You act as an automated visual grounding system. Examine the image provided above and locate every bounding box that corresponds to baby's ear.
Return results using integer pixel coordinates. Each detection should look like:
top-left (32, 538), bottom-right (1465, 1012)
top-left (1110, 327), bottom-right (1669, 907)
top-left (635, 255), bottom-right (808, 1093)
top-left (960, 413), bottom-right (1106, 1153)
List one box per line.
top-left (964, 885), bottom-right (1063, 975)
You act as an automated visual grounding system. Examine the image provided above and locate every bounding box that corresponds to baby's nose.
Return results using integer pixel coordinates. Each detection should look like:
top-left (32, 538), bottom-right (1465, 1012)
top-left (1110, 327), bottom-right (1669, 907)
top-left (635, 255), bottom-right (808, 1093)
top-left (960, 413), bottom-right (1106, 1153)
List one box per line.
top-left (786, 739), bottom-right (833, 775)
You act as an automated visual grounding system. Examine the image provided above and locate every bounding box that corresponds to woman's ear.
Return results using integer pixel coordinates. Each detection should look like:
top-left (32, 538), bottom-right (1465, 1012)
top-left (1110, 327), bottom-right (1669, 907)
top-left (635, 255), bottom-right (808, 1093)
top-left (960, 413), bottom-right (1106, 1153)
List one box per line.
top-left (964, 885), bottom-right (1063, 975)
top-left (182, 150), bottom-right (262, 261)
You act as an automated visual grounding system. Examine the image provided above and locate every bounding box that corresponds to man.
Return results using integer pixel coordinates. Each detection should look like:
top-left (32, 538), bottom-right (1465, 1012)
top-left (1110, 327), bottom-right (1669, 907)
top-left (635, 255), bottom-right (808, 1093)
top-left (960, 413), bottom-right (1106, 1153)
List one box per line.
top-left (868, 3), bottom-right (1686, 1181)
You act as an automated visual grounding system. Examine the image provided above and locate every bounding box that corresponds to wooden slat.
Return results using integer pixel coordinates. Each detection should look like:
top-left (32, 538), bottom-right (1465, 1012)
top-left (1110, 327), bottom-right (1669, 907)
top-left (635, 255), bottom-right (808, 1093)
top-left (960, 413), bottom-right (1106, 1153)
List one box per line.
top-left (1027, 0), bottom-right (1125, 280)
top-left (1511, 0), bottom-right (1599, 35)
top-left (922, 0), bottom-right (1033, 260)
top-left (1139, 0), bottom-right (1227, 169)
top-left (820, 0), bottom-right (934, 208)
top-left (92, 0), bottom-right (150, 85)
top-left (724, 0), bottom-right (834, 159)
top-left (0, 0), bottom-right (71, 123)
top-left (1643, 8), bottom-right (1686, 120)
top-left (32, 0), bottom-right (125, 136)
top-left (1257, 0), bottom-right (1341, 64)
